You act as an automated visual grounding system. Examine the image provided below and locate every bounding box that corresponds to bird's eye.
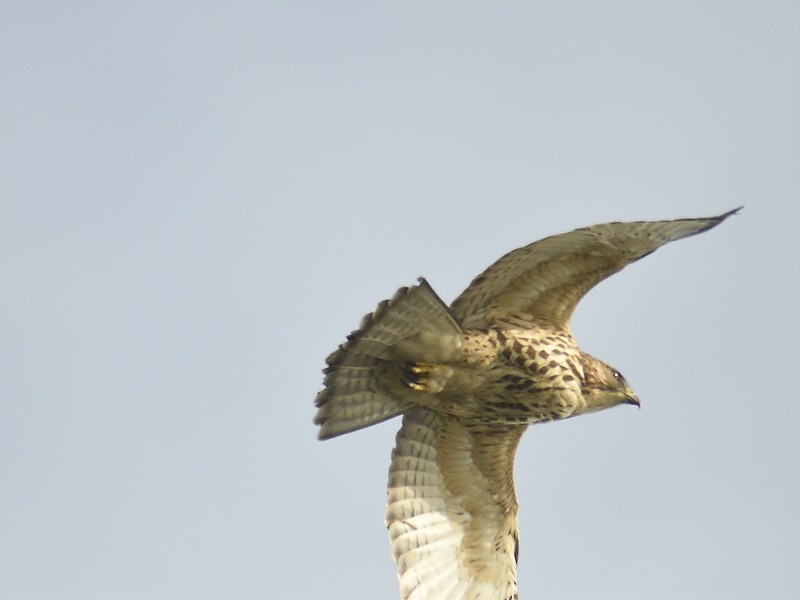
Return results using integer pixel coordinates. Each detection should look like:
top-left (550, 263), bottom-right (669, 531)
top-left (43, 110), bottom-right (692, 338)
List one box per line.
top-left (613, 370), bottom-right (622, 379)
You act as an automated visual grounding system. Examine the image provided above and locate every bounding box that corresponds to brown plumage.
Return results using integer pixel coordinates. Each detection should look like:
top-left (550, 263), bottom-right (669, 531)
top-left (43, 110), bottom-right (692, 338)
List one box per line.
top-left (314, 208), bottom-right (739, 599)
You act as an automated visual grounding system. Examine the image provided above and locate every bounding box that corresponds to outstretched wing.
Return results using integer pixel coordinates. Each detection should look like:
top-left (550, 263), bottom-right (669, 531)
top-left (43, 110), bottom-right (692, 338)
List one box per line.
top-left (450, 208), bottom-right (741, 329)
top-left (386, 408), bottom-right (525, 600)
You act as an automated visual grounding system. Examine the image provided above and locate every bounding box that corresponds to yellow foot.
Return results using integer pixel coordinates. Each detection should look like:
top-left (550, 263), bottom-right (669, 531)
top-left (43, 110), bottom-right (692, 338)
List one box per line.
top-left (400, 361), bottom-right (452, 393)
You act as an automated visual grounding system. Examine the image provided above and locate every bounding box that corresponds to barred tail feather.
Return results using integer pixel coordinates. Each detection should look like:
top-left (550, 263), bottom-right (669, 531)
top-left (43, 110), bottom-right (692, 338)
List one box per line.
top-left (314, 278), bottom-right (461, 440)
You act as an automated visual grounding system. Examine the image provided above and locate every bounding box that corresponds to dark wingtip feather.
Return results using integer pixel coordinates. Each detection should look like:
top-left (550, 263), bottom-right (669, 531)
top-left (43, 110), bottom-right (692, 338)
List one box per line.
top-left (692, 206), bottom-right (743, 235)
top-left (720, 206), bottom-right (743, 219)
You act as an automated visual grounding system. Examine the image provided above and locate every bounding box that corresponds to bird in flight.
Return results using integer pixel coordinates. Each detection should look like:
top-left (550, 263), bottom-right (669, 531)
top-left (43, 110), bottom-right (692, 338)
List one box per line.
top-left (314, 208), bottom-right (739, 599)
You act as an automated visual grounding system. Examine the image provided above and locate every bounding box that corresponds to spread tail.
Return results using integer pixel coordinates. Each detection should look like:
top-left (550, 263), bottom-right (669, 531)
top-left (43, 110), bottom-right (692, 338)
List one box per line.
top-left (314, 278), bottom-right (462, 440)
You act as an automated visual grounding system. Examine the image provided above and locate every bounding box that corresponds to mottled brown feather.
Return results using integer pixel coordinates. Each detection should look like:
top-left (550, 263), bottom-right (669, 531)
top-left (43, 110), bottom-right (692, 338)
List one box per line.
top-left (451, 208), bottom-right (741, 328)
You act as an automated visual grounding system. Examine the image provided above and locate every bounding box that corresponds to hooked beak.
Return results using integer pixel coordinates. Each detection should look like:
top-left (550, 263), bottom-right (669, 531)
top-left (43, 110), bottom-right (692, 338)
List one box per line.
top-left (625, 394), bottom-right (641, 408)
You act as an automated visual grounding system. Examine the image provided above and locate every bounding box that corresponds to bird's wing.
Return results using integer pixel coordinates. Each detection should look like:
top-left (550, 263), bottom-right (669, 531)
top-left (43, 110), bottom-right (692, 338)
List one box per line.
top-left (450, 208), bottom-right (741, 329)
top-left (386, 408), bottom-right (524, 600)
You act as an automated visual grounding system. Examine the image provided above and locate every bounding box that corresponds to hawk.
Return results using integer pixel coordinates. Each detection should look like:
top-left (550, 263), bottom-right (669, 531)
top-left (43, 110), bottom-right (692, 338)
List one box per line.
top-left (315, 208), bottom-right (739, 599)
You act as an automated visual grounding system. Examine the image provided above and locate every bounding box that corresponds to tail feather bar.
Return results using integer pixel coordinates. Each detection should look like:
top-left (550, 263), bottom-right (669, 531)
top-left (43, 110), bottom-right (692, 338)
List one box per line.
top-left (314, 279), bottom-right (462, 440)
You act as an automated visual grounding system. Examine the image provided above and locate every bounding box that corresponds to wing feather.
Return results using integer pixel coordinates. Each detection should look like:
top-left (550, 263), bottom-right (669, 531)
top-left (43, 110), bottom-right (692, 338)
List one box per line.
top-left (450, 208), bottom-right (741, 328)
top-left (387, 408), bottom-right (524, 600)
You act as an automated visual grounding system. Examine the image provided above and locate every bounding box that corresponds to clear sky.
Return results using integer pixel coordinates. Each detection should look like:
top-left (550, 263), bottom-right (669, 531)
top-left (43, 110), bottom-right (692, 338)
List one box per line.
top-left (1, 2), bottom-right (798, 599)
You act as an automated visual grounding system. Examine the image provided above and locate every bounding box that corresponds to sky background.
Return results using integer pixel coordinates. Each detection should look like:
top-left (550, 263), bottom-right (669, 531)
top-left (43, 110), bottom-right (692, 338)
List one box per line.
top-left (1, 2), bottom-right (798, 599)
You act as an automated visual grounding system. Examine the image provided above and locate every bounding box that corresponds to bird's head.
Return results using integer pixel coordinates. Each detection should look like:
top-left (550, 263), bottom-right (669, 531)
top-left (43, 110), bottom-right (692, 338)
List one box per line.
top-left (579, 353), bottom-right (640, 414)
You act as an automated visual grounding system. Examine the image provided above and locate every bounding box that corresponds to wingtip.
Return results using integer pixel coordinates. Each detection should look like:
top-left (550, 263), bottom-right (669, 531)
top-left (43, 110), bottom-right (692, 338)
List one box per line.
top-left (720, 206), bottom-right (744, 219)
top-left (695, 206), bottom-right (742, 235)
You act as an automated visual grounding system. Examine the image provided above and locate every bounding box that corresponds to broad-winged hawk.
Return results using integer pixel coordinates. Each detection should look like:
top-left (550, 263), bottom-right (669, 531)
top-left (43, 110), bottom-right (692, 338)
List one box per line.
top-left (315, 208), bottom-right (739, 599)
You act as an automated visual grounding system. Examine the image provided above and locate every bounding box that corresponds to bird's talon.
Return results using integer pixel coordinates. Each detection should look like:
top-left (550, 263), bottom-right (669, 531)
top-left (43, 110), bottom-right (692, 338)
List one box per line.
top-left (402, 362), bottom-right (431, 391)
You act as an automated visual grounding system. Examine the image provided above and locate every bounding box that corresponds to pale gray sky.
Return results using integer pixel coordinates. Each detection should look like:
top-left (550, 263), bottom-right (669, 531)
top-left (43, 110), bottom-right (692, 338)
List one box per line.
top-left (1, 2), bottom-right (798, 599)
